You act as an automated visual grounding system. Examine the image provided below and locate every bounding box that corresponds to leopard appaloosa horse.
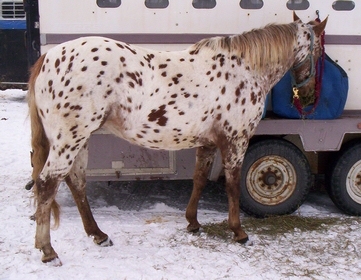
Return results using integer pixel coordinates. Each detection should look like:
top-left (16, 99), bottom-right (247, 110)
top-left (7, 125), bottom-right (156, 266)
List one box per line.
top-left (28, 13), bottom-right (327, 265)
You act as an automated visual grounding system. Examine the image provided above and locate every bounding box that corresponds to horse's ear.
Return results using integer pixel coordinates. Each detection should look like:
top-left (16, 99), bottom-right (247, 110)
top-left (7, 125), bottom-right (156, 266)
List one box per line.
top-left (293, 11), bottom-right (301, 22)
top-left (313, 16), bottom-right (328, 36)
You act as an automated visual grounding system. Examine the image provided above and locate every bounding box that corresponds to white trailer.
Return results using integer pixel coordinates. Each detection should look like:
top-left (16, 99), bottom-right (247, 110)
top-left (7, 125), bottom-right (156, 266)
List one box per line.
top-left (25, 0), bottom-right (361, 217)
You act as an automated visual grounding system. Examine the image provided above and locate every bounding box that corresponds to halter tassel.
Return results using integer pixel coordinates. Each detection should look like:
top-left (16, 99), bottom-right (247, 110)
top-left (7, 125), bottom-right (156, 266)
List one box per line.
top-left (292, 87), bottom-right (303, 114)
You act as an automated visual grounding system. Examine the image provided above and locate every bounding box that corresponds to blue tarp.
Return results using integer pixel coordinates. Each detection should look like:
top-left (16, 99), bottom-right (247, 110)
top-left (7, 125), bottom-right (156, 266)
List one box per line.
top-left (0, 20), bottom-right (26, 30)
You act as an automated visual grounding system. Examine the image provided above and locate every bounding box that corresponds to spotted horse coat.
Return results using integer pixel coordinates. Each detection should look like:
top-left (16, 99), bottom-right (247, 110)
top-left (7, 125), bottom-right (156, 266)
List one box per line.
top-left (28, 13), bottom-right (327, 265)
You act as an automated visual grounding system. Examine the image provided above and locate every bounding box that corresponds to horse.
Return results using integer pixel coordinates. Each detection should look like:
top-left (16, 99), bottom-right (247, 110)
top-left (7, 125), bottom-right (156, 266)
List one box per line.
top-left (27, 13), bottom-right (327, 265)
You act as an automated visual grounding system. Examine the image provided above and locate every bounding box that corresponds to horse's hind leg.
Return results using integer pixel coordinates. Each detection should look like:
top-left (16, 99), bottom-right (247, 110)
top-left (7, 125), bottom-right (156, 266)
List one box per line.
top-left (65, 143), bottom-right (112, 246)
top-left (186, 145), bottom-right (217, 232)
top-left (34, 176), bottom-right (61, 264)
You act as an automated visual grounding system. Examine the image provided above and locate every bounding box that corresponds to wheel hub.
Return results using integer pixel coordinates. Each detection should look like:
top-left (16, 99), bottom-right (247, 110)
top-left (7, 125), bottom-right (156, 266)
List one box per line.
top-left (246, 156), bottom-right (297, 206)
top-left (346, 160), bottom-right (361, 203)
top-left (261, 169), bottom-right (280, 188)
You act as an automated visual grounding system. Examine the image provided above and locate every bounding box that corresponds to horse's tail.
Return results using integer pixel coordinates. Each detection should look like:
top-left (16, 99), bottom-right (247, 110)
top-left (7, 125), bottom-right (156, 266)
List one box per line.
top-left (28, 54), bottom-right (60, 229)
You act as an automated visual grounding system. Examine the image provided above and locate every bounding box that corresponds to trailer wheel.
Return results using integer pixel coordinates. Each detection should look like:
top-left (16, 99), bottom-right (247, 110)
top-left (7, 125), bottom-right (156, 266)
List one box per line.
top-left (329, 141), bottom-right (361, 216)
top-left (240, 139), bottom-right (311, 218)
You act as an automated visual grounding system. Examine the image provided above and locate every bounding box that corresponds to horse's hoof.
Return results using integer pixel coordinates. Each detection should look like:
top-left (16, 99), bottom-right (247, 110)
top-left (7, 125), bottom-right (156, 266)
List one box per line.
top-left (236, 236), bottom-right (250, 244)
top-left (239, 236), bottom-right (249, 244)
top-left (187, 223), bottom-right (200, 233)
top-left (244, 239), bottom-right (254, 246)
top-left (236, 236), bottom-right (254, 246)
top-left (97, 237), bottom-right (113, 247)
top-left (25, 180), bottom-right (34, 190)
top-left (42, 256), bottom-right (62, 267)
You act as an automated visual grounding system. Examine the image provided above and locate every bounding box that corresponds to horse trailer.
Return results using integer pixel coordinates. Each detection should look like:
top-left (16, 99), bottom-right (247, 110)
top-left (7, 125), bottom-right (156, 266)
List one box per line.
top-left (25, 0), bottom-right (361, 217)
top-left (0, 0), bottom-right (28, 88)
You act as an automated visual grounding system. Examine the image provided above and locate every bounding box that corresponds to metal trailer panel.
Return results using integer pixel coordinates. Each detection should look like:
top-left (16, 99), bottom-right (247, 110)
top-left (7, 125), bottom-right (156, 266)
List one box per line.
top-left (255, 111), bottom-right (361, 152)
top-left (87, 132), bottom-right (196, 181)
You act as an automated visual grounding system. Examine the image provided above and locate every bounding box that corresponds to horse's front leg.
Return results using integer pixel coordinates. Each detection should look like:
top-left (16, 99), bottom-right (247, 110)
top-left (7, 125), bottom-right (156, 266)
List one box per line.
top-left (65, 144), bottom-right (112, 246)
top-left (186, 145), bottom-right (217, 232)
top-left (223, 165), bottom-right (249, 243)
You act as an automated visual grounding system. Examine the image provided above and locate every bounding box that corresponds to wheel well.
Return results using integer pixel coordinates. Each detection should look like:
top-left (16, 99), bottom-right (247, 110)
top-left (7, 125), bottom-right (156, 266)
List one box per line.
top-left (249, 135), bottom-right (285, 145)
top-left (339, 134), bottom-right (361, 152)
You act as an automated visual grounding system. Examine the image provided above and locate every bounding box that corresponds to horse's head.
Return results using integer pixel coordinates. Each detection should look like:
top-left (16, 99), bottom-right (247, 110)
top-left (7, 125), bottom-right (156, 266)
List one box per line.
top-left (291, 12), bottom-right (328, 108)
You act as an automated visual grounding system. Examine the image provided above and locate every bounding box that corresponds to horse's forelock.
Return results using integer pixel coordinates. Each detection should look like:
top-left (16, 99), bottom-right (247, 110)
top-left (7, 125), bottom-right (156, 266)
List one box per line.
top-left (191, 22), bottom-right (297, 72)
top-left (307, 20), bottom-right (319, 25)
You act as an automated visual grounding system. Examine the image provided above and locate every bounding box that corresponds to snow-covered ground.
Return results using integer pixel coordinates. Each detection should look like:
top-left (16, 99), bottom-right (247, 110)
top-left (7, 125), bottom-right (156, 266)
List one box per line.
top-left (1, 89), bottom-right (361, 279)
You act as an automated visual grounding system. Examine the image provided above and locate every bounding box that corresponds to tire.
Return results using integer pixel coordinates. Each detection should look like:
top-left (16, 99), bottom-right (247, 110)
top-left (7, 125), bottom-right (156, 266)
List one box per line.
top-left (329, 140), bottom-right (361, 216)
top-left (240, 139), bottom-right (311, 218)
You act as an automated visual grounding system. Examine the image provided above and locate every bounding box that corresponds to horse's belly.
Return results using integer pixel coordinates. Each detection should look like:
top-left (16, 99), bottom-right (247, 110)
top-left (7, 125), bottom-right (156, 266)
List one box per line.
top-left (104, 122), bottom-right (207, 151)
top-left (138, 140), bottom-right (201, 150)
top-left (114, 129), bottom-right (204, 151)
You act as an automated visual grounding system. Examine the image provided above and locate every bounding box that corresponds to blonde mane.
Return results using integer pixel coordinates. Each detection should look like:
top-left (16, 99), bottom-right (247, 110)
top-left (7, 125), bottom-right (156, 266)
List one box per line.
top-left (190, 22), bottom-right (298, 72)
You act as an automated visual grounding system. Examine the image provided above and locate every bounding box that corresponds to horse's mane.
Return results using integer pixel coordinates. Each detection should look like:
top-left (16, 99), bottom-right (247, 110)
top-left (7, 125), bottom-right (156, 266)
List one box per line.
top-left (190, 22), bottom-right (298, 72)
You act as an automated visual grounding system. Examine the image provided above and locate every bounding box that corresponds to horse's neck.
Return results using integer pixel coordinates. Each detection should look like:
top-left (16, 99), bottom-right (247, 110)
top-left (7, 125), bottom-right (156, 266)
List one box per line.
top-left (246, 33), bottom-right (301, 91)
top-left (262, 31), bottom-right (312, 91)
top-left (255, 57), bottom-right (295, 93)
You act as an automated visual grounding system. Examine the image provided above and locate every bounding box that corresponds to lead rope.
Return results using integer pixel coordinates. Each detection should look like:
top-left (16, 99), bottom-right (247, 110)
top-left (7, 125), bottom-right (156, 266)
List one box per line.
top-left (293, 11), bottom-right (325, 117)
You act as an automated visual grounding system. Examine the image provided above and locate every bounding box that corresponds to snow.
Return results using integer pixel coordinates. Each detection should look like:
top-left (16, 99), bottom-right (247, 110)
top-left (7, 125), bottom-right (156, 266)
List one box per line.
top-left (1, 89), bottom-right (361, 279)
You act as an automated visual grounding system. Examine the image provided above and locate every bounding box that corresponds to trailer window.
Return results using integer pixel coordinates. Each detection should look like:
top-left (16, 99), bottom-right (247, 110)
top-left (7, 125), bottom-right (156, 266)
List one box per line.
top-left (145, 0), bottom-right (169, 9)
top-left (1, 1), bottom-right (26, 19)
top-left (286, 0), bottom-right (310, 10)
top-left (192, 0), bottom-right (216, 9)
top-left (332, 1), bottom-right (355, 11)
top-left (239, 0), bottom-right (264, 9)
top-left (97, 0), bottom-right (121, 8)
